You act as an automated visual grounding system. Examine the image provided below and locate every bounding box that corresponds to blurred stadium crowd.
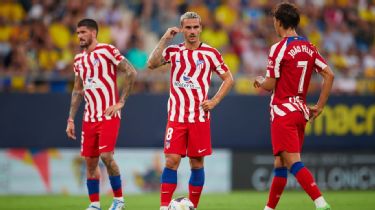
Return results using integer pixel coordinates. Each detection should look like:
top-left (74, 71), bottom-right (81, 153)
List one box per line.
top-left (0, 0), bottom-right (374, 95)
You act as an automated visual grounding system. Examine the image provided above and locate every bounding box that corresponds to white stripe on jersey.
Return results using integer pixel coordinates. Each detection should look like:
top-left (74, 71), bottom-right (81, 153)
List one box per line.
top-left (172, 52), bottom-right (186, 122)
top-left (74, 43), bottom-right (123, 122)
top-left (282, 103), bottom-right (297, 112)
top-left (269, 42), bottom-right (280, 57)
top-left (183, 51), bottom-right (196, 123)
top-left (315, 58), bottom-right (327, 71)
top-left (97, 54), bottom-right (112, 120)
top-left (273, 105), bottom-right (286, 116)
top-left (198, 53), bottom-right (209, 122)
top-left (168, 89), bottom-right (177, 120)
top-left (274, 41), bottom-right (288, 78)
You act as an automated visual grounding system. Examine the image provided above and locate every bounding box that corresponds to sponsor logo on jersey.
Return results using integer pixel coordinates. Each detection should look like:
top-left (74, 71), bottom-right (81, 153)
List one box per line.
top-left (84, 77), bottom-right (104, 90)
top-left (174, 72), bottom-right (201, 89)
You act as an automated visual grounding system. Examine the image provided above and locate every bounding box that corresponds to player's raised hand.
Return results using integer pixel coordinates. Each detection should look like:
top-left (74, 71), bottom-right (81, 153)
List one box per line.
top-left (66, 119), bottom-right (76, 140)
top-left (201, 99), bottom-right (219, 111)
top-left (308, 105), bottom-right (323, 122)
top-left (104, 101), bottom-right (124, 117)
top-left (253, 76), bottom-right (265, 88)
top-left (162, 27), bottom-right (181, 40)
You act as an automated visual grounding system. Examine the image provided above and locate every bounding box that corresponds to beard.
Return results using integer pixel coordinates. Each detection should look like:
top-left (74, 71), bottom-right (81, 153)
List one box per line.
top-left (79, 37), bottom-right (92, 49)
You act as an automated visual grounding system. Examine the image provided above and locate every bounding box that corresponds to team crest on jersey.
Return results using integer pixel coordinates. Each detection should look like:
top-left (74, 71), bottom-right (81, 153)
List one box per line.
top-left (195, 59), bottom-right (204, 68)
top-left (93, 58), bottom-right (99, 66)
top-left (174, 72), bottom-right (201, 89)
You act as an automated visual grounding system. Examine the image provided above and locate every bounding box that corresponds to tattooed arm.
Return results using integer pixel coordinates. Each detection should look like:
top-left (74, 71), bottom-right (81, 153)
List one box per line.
top-left (147, 27), bottom-right (181, 69)
top-left (104, 58), bottom-right (137, 117)
top-left (66, 75), bottom-right (84, 140)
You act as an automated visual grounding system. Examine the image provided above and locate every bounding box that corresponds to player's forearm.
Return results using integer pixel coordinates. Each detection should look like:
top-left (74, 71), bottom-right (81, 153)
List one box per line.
top-left (118, 59), bottom-right (137, 104)
top-left (316, 68), bottom-right (334, 109)
top-left (261, 77), bottom-right (276, 91)
top-left (147, 37), bottom-right (169, 69)
top-left (69, 90), bottom-right (84, 120)
top-left (212, 74), bottom-right (234, 104)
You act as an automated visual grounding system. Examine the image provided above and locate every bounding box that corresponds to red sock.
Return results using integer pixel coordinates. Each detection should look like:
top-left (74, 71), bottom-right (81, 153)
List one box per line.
top-left (292, 163), bottom-right (321, 200)
top-left (189, 185), bottom-right (203, 208)
top-left (267, 176), bottom-right (287, 208)
top-left (160, 183), bottom-right (177, 206)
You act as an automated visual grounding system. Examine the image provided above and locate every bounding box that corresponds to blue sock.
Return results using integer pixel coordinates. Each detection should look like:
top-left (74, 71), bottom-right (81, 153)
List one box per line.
top-left (109, 175), bottom-right (122, 191)
top-left (290, 161), bottom-right (305, 176)
top-left (189, 168), bottom-right (205, 186)
top-left (161, 168), bottom-right (177, 184)
top-left (274, 167), bottom-right (288, 178)
top-left (87, 179), bottom-right (99, 202)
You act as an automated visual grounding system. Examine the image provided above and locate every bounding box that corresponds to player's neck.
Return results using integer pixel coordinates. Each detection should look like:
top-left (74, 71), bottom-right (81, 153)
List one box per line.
top-left (185, 41), bottom-right (201, 50)
top-left (85, 40), bottom-right (98, 53)
top-left (281, 29), bottom-right (298, 38)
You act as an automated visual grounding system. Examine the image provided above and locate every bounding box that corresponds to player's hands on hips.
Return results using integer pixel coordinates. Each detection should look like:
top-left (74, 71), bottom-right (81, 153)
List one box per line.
top-left (105, 101), bottom-right (124, 117)
top-left (202, 99), bottom-right (219, 111)
top-left (308, 105), bottom-right (323, 122)
top-left (162, 27), bottom-right (181, 40)
top-left (66, 119), bottom-right (76, 140)
top-left (253, 76), bottom-right (265, 88)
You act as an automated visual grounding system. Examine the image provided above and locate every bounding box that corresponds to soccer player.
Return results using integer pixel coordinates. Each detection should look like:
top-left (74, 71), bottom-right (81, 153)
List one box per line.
top-left (253, 3), bottom-right (334, 210)
top-left (66, 19), bottom-right (137, 210)
top-left (147, 12), bottom-right (234, 210)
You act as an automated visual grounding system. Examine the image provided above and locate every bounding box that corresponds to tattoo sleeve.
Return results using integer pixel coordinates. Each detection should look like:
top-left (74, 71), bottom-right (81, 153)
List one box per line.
top-left (117, 58), bottom-right (137, 104)
top-left (69, 76), bottom-right (84, 119)
top-left (147, 37), bottom-right (170, 69)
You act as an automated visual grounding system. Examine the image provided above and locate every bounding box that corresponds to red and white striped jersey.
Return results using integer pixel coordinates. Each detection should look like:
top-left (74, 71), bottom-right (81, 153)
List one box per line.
top-left (73, 43), bottom-right (124, 122)
top-left (163, 42), bottom-right (229, 122)
top-left (266, 36), bottom-right (328, 121)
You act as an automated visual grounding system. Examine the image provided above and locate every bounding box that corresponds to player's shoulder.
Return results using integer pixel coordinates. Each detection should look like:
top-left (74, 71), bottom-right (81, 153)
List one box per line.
top-left (269, 40), bottom-right (285, 57)
top-left (198, 43), bottom-right (221, 55)
top-left (95, 43), bottom-right (116, 51)
top-left (73, 53), bottom-right (84, 62)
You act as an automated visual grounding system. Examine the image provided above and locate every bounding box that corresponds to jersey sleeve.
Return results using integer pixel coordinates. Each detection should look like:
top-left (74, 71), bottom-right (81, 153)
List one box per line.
top-left (73, 55), bottom-right (81, 76)
top-left (107, 45), bottom-right (125, 66)
top-left (266, 40), bottom-right (287, 79)
top-left (211, 49), bottom-right (229, 75)
top-left (162, 45), bottom-right (179, 62)
top-left (313, 48), bottom-right (328, 73)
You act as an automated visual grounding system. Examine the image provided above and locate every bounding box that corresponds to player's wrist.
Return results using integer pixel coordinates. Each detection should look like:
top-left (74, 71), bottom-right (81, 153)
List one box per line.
top-left (67, 118), bottom-right (74, 123)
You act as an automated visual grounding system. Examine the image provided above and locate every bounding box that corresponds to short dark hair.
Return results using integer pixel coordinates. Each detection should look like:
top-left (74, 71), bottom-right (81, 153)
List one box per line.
top-left (272, 2), bottom-right (300, 29)
top-left (77, 18), bottom-right (98, 35)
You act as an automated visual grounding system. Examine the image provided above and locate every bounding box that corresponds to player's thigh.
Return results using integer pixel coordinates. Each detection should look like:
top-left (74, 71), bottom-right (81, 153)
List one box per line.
top-left (81, 121), bottom-right (100, 157)
top-left (187, 120), bottom-right (212, 157)
top-left (98, 117), bottom-right (120, 153)
top-left (271, 112), bottom-right (302, 155)
top-left (164, 121), bottom-right (188, 156)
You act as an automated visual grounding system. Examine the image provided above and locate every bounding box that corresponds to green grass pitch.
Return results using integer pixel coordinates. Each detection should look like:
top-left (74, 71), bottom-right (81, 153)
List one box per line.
top-left (0, 191), bottom-right (374, 210)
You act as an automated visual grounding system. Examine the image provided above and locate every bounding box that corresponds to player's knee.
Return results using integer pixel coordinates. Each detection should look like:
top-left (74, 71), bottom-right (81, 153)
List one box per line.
top-left (100, 153), bottom-right (114, 165)
top-left (165, 158), bottom-right (179, 170)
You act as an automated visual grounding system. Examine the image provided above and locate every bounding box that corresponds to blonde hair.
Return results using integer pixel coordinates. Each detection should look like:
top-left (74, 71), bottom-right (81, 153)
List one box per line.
top-left (180, 12), bottom-right (201, 26)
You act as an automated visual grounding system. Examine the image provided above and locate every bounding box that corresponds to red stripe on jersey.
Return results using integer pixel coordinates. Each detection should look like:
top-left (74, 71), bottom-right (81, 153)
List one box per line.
top-left (87, 54), bottom-right (106, 121)
top-left (170, 55), bottom-right (180, 121)
top-left (196, 53), bottom-right (207, 120)
top-left (267, 39), bottom-right (287, 78)
top-left (178, 51), bottom-right (190, 122)
top-left (94, 53), bottom-right (113, 112)
top-left (165, 43), bottom-right (227, 122)
top-left (164, 47), bottom-right (180, 61)
top-left (99, 53), bottom-right (116, 106)
top-left (74, 44), bottom-right (122, 122)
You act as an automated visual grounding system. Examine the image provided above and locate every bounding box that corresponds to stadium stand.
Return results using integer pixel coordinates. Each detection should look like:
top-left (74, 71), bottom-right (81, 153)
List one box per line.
top-left (0, 0), bottom-right (374, 95)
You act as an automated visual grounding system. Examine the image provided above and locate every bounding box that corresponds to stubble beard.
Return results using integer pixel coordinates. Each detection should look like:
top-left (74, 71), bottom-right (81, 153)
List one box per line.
top-left (80, 38), bottom-right (92, 49)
